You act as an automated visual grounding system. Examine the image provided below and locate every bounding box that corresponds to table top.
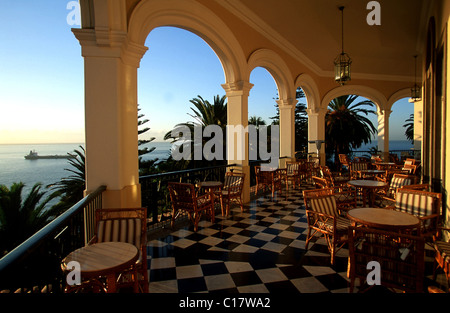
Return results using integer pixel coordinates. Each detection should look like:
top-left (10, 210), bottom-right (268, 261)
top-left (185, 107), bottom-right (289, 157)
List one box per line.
top-left (62, 242), bottom-right (139, 278)
top-left (198, 181), bottom-right (223, 188)
top-left (359, 170), bottom-right (385, 174)
top-left (348, 180), bottom-right (387, 188)
top-left (347, 207), bottom-right (420, 230)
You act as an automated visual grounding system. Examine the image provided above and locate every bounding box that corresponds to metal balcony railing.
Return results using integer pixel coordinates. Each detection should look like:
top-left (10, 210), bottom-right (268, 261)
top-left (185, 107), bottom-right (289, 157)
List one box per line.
top-left (0, 185), bottom-right (106, 293)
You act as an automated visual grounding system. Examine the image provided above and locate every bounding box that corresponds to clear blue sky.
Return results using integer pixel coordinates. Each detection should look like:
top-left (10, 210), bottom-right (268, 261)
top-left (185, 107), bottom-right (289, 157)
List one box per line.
top-left (0, 1), bottom-right (412, 144)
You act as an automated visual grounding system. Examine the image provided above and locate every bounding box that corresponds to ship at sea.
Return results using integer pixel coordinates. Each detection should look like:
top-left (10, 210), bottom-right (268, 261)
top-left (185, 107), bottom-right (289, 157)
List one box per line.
top-left (24, 150), bottom-right (76, 160)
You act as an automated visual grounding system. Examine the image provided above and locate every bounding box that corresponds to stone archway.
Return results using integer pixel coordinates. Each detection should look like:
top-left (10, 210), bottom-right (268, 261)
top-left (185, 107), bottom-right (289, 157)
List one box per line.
top-left (247, 48), bottom-right (296, 167)
top-left (75, 0), bottom-right (249, 206)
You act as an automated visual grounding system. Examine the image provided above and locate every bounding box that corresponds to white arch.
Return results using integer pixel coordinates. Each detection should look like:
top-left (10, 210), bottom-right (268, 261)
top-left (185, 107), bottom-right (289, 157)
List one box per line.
top-left (247, 48), bottom-right (295, 101)
top-left (294, 73), bottom-right (320, 110)
top-left (127, 0), bottom-right (247, 84)
top-left (387, 88), bottom-right (412, 110)
top-left (321, 85), bottom-right (388, 111)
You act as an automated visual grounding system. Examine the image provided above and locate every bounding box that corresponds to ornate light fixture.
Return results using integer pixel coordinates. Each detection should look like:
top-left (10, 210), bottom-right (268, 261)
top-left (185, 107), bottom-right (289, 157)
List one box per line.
top-left (410, 55), bottom-right (421, 102)
top-left (334, 6), bottom-right (352, 85)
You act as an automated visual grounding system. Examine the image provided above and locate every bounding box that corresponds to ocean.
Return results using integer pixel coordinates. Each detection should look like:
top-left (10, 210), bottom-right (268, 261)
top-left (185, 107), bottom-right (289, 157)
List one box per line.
top-left (355, 140), bottom-right (414, 152)
top-left (0, 142), bottom-right (172, 197)
top-left (0, 140), bottom-right (413, 198)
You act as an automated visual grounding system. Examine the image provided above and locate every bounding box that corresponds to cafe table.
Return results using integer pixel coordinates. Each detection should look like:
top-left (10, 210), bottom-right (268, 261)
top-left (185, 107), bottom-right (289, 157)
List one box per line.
top-left (347, 180), bottom-right (387, 207)
top-left (197, 181), bottom-right (223, 218)
top-left (61, 241), bottom-right (139, 293)
top-left (358, 169), bottom-right (385, 180)
top-left (347, 207), bottom-right (420, 231)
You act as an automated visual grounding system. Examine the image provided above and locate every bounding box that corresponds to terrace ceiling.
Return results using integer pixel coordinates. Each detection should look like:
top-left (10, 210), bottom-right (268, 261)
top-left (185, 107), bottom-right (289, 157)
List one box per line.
top-left (218, 0), bottom-right (426, 82)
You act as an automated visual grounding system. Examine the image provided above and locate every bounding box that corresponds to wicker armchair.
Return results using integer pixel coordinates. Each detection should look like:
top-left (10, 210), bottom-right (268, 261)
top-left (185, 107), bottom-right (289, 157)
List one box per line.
top-left (255, 166), bottom-right (283, 199)
top-left (216, 172), bottom-right (245, 216)
top-left (349, 161), bottom-right (370, 180)
top-left (302, 191), bottom-right (351, 264)
top-left (168, 182), bottom-right (215, 231)
top-left (374, 173), bottom-right (417, 206)
top-left (394, 188), bottom-right (442, 239)
top-left (90, 208), bottom-right (148, 293)
top-left (284, 161), bottom-right (302, 191)
top-left (432, 227), bottom-right (450, 287)
top-left (312, 177), bottom-right (357, 213)
top-left (348, 226), bottom-right (425, 293)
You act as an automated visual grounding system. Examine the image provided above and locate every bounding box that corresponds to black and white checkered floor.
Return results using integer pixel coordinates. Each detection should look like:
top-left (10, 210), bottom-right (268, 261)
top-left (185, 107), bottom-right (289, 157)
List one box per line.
top-left (145, 186), bottom-right (445, 294)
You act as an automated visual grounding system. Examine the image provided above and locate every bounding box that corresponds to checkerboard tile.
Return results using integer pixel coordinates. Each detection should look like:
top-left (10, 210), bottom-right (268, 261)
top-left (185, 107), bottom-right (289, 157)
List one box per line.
top-left (146, 186), bottom-right (444, 294)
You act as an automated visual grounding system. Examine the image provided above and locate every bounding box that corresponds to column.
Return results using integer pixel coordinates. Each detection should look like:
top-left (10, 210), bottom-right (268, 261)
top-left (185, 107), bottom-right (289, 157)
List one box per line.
top-left (377, 109), bottom-right (392, 161)
top-left (277, 98), bottom-right (297, 168)
top-left (73, 27), bottom-right (147, 208)
top-left (306, 108), bottom-right (327, 165)
top-left (222, 81), bottom-right (253, 203)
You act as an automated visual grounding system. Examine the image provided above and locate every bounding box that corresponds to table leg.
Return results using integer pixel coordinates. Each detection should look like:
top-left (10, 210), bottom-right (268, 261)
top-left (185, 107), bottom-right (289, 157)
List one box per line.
top-left (361, 188), bottom-right (367, 207)
top-left (106, 274), bottom-right (116, 293)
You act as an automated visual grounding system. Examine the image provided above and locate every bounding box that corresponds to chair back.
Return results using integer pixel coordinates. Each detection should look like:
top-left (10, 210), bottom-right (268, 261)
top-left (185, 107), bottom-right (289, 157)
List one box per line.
top-left (339, 154), bottom-right (350, 166)
top-left (309, 194), bottom-right (339, 217)
top-left (286, 161), bottom-right (300, 175)
top-left (312, 176), bottom-right (330, 189)
top-left (348, 226), bottom-right (425, 293)
top-left (302, 188), bottom-right (334, 211)
top-left (168, 182), bottom-right (197, 211)
top-left (223, 172), bottom-right (245, 194)
top-left (349, 161), bottom-right (369, 179)
top-left (387, 173), bottom-right (416, 197)
top-left (395, 188), bottom-right (442, 236)
top-left (95, 208), bottom-right (147, 250)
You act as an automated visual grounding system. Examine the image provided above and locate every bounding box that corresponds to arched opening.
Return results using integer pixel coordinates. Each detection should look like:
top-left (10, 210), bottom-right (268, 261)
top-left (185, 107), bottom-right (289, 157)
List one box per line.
top-left (248, 66), bottom-right (279, 163)
top-left (324, 94), bottom-right (379, 167)
top-left (388, 97), bottom-right (415, 162)
top-left (138, 26), bottom-right (229, 172)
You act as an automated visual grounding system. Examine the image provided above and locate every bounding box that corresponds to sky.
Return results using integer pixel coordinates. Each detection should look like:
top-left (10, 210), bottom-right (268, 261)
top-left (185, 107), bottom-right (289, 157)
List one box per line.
top-left (0, 1), bottom-right (413, 145)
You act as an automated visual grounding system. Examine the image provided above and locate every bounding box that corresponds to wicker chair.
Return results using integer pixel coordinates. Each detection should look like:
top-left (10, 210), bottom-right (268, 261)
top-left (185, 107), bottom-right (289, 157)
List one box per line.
top-left (338, 154), bottom-right (351, 172)
top-left (319, 165), bottom-right (349, 188)
top-left (168, 182), bottom-right (215, 231)
top-left (255, 166), bottom-right (283, 199)
top-left (90, 208), bottom-right (148, 293)
top-left (394, 188), bottom-right (442, 239)
top-left (349, 161), bottom-right (370, 180)
top-left (312, 178), bottom-right (357, 213)
top-left (284, 161), bottom-right (302, 191)
top-left (432, 227), bottom-right (450, 287)
top-left (302, 191), bottom-right (351, 264)
top-left (374, 173), bottom-right (417, 206)
top-left (216, 172), bottom-right (245, 216)
top-left (254, 165), bottom-right (270, 195)
top-left (348, 226), bottom-right (425, 293)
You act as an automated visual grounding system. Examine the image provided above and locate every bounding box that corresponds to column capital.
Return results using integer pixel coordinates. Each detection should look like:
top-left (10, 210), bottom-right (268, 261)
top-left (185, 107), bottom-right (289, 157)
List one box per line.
top-left (221, 81), bottom-right (254, 97)
top-left (72, 28), bottom-right (148, 67)
top-left (378, 108), bottom-right (393, 117)
top-left (306, 107), bottom-right (328, 117)
top-left (276, 98), bottom-right (297, 108)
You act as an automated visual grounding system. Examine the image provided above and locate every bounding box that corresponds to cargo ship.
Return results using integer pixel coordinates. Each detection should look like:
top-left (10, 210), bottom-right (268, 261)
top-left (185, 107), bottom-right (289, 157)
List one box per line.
top-left (24, 150), bottom-right (76, 160)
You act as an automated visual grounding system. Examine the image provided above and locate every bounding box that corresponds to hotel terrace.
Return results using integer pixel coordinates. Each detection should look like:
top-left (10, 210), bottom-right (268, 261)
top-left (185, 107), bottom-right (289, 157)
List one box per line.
top-left (1, 0), bottom-right (450, 296)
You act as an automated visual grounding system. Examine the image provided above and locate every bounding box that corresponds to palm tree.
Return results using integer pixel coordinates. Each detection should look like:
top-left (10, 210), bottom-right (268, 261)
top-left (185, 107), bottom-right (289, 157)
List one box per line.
top-left (270, 87), bottom-right (309, 153)
top-left (325, 95), bottom-right (377, 165)
top-left (403, 113), bottom-right (414, 144)
top-left (47, 146), bottom-right (86, 211)
top-left (248, 116), bottom-right (266, 127)
top-left (164, 95), bottom-right (227, 168)
top-left (0, 182), bottom-right (62, 256)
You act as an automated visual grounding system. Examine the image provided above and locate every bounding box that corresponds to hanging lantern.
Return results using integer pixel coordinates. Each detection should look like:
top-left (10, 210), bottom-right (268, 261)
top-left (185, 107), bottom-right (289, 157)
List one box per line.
top-left (410, 55), bottom-right (421, 102)
top-left (334, 6), bottom-right (352, 86)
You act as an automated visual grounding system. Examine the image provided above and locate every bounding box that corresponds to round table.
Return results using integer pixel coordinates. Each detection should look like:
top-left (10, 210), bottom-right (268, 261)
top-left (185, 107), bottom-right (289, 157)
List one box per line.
top-left (62, 242), bottom-right (139, 293)
top-left (347, 180), bottom-right (387, 207)
top-left (347, 207), bottom-right (420, 231)
top-left (198, 181), bottom-right (223, 219)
